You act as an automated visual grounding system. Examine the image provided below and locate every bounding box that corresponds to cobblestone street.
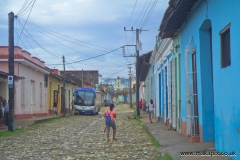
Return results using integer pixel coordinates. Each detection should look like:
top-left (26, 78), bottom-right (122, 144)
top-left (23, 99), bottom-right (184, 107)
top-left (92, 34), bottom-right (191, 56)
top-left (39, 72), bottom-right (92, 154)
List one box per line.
top-left (0, 104), bottom-right (161, 160)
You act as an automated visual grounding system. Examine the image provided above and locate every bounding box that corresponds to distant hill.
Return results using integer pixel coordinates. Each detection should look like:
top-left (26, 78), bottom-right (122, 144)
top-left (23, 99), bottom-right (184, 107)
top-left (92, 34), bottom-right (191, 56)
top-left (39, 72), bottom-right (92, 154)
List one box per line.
top-left (101, 77), bottom-right (130, 90)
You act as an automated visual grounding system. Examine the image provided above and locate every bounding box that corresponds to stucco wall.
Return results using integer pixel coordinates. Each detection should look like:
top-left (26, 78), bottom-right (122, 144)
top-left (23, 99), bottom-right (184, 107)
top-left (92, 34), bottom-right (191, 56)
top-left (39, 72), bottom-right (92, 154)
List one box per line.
top-left (48, 75), bottom-right (62, 114)
top-left (65, 82), bottom-right (74, 110)
top-left (0, 61), bottom-right (19, 76)
top-left (179, 0), bottom-right (240, 158)
top-left (17, 63), bottom-right (47, 114)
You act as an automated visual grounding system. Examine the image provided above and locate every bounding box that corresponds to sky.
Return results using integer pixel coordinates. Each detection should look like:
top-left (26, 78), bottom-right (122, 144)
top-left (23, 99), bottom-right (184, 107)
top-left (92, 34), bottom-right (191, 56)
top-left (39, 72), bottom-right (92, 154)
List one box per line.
top-left (0, 0), bottom-right (168, 83)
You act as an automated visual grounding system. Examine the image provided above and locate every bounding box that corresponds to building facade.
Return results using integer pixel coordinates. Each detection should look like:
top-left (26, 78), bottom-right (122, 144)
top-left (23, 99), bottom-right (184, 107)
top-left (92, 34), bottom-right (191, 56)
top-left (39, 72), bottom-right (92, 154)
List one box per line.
top-left (158, 0), bottom-right (240, 159)
top-left (0, 46), bottom-right (49, 119)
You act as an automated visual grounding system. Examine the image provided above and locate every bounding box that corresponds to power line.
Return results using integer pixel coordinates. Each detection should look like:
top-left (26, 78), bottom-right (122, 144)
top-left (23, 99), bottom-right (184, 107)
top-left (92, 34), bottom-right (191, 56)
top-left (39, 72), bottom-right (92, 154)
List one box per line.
top-left (16, 0), bottom-right (36, 45)
top-left (132, 0), bottom-right (149, 27)
top-left (65, 60), bottom-right (76, 70)
top-left (18, 17), bottom-right (120, 53)
top-left (17, 17), bottom-right (123, 65)
top-left (17, 0), bottom-right (30, 15)
top-left (18, 17), bottom-right (112, 53)
top-left (125, 0), bottom-right (138, 27)
top-left (138, 0), bottom-right (152, 28)
top-left (16, 19), bottom-right (126, 69)
top-left (16, 18), bottom-right (42, 60)
top-left (17, 0), bottom-right (35, 16)
top-left (16, 19), bottom-right (61, 59)
top-left (18, 18), bottom-right (119, 64)
top-left (141, 0), bottom-right (158, 29)
top-left (47, 47), bottom-right (122, 66)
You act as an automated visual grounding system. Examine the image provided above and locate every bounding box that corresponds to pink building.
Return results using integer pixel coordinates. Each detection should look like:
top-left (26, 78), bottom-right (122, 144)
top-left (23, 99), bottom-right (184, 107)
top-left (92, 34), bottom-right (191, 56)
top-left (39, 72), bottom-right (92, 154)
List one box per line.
top-left (0, 46), bottom-right (50, 119)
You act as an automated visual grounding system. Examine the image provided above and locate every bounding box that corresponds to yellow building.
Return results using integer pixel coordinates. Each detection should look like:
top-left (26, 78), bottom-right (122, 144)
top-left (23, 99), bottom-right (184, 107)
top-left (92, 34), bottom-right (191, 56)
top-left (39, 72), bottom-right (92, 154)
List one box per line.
top-left (116, 76), bottom-right (121, 90)
top-left (47, 69), bottom-right (78, 115)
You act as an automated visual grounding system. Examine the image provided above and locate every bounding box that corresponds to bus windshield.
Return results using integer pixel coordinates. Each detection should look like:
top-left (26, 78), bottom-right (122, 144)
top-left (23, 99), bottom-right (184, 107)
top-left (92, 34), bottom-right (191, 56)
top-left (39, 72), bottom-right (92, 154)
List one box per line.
top-left (74, 91), bottom-right (95, 106)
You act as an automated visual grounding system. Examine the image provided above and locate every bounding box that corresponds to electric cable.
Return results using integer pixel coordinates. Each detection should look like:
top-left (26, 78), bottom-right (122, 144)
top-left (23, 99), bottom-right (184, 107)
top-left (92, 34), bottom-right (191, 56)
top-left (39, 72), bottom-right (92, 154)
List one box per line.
top-left (18, 17), bottom-right (121, 53)
top-left (132, 0), bottom-right (149, 27)
top-left (125, 0), bottom-right (138, 27)
top-left (141, 0), bottom-right (158, 29)
top-left (47, 47), bottom-right (122, 66)
top-left (16, 18), bottom-right (42, 60)
top-left (17, 17), bottom-right (123, 65)
top-left (17, 0), bottom-right (30, 16)
top-left (17, 19), bottom-right (61, 59)
top-left (16, 0), bottom-right (36, 45)
top-left (138, 0), bottom-right (152, 28)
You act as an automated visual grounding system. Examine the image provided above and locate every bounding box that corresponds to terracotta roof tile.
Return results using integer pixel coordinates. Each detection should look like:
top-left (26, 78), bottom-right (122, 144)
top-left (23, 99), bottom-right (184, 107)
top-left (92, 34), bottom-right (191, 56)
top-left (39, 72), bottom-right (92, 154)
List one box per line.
top-left (0, 54), bottom-right (25, 59)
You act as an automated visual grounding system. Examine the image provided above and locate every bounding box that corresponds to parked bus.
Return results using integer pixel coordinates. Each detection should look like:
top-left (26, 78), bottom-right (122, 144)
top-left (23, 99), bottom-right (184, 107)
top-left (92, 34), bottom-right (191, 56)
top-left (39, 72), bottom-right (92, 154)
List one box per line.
top-left (73, 88), bottom-right (100, 115)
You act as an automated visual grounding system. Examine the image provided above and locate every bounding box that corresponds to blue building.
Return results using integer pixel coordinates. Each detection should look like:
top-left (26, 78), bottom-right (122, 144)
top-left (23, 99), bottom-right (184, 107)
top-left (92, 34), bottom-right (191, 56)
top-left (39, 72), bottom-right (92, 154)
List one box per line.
top-left (159, 0), bottom-right (240, 159)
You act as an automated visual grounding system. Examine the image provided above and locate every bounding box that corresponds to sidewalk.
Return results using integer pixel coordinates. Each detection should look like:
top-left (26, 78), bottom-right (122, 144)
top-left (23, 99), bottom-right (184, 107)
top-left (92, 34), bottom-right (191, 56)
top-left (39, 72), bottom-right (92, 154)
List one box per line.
top-left (0, 114), bottom-right (62, 132)
top-left (140, 112), bottom-right (231, 160)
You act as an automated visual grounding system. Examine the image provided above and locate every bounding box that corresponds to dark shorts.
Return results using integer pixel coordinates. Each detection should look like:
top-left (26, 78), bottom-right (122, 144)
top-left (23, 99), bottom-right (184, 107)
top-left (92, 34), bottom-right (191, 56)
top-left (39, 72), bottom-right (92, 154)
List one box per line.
top-left (106, 121), bottom-right (116, 132)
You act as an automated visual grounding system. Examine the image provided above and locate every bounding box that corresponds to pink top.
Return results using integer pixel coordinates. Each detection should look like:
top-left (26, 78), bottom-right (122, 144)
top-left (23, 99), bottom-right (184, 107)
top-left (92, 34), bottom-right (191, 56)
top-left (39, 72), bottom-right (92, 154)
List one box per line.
top-left (105, 109), bottom-right (116, 121)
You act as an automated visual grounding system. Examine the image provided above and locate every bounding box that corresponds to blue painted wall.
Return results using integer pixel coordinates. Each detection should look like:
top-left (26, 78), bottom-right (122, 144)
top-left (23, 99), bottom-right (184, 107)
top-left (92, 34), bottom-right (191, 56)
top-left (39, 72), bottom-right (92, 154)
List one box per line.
top-left (179, 0), bottom-right (240, 158)
top-left (152, 65), bottom-right (155, 102)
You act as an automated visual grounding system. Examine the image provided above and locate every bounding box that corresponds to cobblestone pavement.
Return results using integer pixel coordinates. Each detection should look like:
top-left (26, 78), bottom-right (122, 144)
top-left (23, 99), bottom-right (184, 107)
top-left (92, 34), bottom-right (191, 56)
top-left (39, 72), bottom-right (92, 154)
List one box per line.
top-left (0, 104), bottom-right (161, 160)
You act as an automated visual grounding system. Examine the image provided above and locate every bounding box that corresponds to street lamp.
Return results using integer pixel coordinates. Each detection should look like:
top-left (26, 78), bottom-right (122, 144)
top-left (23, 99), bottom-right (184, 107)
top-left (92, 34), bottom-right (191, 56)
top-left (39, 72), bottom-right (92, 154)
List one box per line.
top-left (175, 45), bottom-right (180, 53)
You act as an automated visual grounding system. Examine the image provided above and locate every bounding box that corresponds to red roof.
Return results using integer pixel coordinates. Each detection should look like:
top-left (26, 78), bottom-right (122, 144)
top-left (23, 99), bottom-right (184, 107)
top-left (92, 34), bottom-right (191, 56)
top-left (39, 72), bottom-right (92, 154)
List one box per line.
top-left (0, 54), bottom-right (48, 72)
top-left (62, 70), bottom-right (98, 72)
top-left (0, 53), bottom-right (25, 59)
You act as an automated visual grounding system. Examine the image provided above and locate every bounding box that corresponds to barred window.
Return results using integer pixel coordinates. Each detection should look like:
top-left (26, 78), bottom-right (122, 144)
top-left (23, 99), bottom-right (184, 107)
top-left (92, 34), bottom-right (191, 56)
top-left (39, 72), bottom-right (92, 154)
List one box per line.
top-left (220, 23), bottom-right (231, 68)
top-left (21, 76), bottom-right (29, 106)
top-left (40, 82), bottom-right (43, 107)
top-left (21, 78), bottom-right (25, 106)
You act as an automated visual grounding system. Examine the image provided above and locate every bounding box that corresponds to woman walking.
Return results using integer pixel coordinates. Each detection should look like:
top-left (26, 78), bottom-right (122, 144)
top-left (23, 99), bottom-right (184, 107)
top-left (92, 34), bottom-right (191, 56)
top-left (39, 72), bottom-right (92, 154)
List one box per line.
top-left (104, 104), bottom-right (117, 142)
top-left (148, 99), bottom-right (154, 123)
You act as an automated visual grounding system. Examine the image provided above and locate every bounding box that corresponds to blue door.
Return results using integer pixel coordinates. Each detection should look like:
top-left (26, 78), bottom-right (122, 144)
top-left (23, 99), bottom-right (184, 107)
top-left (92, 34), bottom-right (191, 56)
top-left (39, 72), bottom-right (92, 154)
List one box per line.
top-left (158, 73), bottom-right (161, 122)
top-left (165, 66), bottom-right (168, 120)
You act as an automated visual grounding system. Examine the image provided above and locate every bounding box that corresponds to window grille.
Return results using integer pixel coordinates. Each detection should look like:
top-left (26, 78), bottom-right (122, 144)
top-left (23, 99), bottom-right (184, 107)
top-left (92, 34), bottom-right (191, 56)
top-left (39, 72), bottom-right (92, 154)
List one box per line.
top-left (171, 58), bottom-right (176, 129)
top-left (40, 82), bottom-right (43, 107)
top-left (21, 76), bottom-right (29, 106)
top-left (184, 36), bottom-right (199, 136)
top-left (30, 80), bottom-right (35, 104)
top-left (21, 78), bottom-right (25, 106)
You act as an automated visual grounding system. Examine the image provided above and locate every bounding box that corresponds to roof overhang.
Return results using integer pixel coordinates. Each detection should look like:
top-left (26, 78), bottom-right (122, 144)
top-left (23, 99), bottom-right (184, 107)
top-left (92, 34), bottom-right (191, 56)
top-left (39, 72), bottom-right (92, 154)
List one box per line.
top-left (159, 0), bottom-right (199, 39)
top-left (139, 51), bottom-right (152, 81)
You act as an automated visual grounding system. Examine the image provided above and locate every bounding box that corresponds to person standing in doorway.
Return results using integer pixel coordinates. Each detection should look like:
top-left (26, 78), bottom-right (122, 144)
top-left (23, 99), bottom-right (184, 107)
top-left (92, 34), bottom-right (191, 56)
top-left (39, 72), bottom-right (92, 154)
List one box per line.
top-left (148, 99), bottom-right (154, 123)
top-left (104, 104), bottom-right (117, 142)
top-left (0, 97), bottom-right (4, 127)
top-left (53, 99), bottom-right (58, 115)
top-left (139, 99), bottom-right (143, 110)
top-left (4, 100), bottom-right (9, 126)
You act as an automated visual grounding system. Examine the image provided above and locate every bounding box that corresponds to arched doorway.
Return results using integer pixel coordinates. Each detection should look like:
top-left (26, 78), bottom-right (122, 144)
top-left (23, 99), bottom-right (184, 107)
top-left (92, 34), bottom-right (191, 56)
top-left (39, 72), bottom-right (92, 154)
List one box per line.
top-left (199, 19), bottom-right (215, 142)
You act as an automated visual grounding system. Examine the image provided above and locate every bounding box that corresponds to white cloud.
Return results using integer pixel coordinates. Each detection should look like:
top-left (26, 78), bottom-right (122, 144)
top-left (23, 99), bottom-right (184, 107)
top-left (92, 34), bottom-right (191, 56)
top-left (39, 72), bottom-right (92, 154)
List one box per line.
top-left (0, 0), bottom-right (168, 80)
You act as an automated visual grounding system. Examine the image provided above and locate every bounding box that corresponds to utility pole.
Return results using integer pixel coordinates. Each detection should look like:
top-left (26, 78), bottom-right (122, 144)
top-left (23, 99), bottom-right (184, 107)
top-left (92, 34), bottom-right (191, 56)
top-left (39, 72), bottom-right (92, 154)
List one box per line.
top-left (8, 12), bottom-right (14, 131)
top-left (135, 29), bottom-right (140, 116)
top-left (62, 56), bottom-right (66, 117)
top-left (128, 65), bottom-right (133, 107)
top-left (123, 27), bottom-right (148, 116)
top-left (82, 69), bottom-right (83, 88)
